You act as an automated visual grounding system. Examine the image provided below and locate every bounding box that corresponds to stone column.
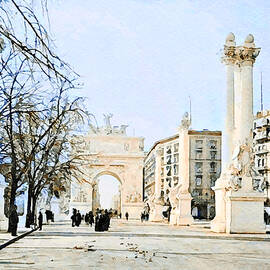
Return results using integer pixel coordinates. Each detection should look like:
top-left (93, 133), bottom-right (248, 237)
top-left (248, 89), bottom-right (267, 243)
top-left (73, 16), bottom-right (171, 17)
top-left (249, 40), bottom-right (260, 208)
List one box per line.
top-left (177, 113), bottom-right (193, 226)
top-left (151, 147), bottom-right (164, 221)
top-left (211, 33), bottom-right (236, 232)
top-left (222, 33), bottom-right (236, 169)
top-left (212, 33), bottom-right (265, 234)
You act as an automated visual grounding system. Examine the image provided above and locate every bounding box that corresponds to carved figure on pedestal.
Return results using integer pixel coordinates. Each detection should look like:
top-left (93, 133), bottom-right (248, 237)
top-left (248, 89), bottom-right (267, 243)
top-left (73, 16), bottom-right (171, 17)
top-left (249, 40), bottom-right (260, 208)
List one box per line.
top-left (168, 183), bottom-right (182, 215)
top-left (180, 112), bottom-right (191, 130)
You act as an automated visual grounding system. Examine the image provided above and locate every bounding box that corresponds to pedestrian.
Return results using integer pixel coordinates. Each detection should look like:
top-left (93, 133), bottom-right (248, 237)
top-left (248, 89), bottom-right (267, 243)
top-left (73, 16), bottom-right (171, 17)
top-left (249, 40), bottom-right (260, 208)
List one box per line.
top-left (75, 210), bottom-right (82, 227)
top-left (10, 205), bottom-right (19, 236)
top-left (38, 211), bottom-right (43, 231)
top-left (85, 213), bottom-right (89, 225)
top-left (95, 210), bottom-right (103, 231)
top-left (45, 210), bottom-right (50, 224)
top-left (71, 208), bottom-right (77, 227)
top-left (125, 212), bottom-right (129, 221)
top-left (119, 212), bottom-right (122, 219)
top-left (89, 211), bottom-right (94, 227)
top-left (103, 209), bottom-right (110, 231)
top-left (141, 212), bottom-right (145, 222)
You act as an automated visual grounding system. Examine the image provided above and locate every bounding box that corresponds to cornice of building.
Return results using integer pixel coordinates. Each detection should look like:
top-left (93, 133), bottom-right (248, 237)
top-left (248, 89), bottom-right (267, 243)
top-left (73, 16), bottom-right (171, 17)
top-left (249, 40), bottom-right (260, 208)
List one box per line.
top-left (188, 130), bottom-right (222, 136)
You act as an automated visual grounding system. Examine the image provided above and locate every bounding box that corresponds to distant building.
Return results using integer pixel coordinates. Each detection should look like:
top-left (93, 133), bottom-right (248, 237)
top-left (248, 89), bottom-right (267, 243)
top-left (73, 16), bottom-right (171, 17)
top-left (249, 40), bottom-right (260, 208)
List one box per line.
top-left (143, 130), bottom-right (221, 219)
top-left (253, 110), bottom-right (270, 204)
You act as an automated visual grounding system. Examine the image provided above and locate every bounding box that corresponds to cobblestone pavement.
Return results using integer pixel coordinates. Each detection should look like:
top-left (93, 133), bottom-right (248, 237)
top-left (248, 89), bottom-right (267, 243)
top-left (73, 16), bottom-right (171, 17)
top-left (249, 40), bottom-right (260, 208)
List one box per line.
top-left (1, 219), bottom-right (270, 270)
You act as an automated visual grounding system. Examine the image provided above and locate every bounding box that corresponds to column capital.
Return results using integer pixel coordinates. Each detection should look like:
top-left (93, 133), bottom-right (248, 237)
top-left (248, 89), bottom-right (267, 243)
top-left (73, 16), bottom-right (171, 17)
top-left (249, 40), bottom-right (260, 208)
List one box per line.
top-left (222, 32), bottom-right (236, 65)
top-left (235, 46), bottom-right (260, 66)
top-left (222, 45), bottom-right (236, 65)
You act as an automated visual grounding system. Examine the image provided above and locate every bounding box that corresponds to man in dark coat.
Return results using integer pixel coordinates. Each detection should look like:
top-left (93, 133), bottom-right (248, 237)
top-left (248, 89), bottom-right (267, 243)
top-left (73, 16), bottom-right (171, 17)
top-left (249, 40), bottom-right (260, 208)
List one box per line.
top-left (10, 205), bottom-right (19, 236)
top-left (95, 210), bottom-right (102, 231)
top-left (71, 208), bottom-right (76, 227)
top-left (38, 211), bottom-right (43, 231)
top-left (75, 210), bottom-right (82, 227)
top-left (89, 211), bottom-right (94, 227)
top-left (125, 212), bottom-right (129, 221)
top-left (104, 209), bottom-right (110, 231)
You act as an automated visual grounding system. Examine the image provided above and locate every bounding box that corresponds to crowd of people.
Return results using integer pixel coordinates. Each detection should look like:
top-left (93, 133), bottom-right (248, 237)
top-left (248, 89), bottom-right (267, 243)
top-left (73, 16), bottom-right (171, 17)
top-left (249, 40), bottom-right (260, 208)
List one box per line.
top-left (70, 208), bottom-right (131, 231)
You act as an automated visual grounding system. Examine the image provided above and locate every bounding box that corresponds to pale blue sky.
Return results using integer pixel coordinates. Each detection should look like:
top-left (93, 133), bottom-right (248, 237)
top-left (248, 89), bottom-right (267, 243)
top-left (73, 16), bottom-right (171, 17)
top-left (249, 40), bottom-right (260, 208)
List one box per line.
top-left (49, 0), bottom-right (270, 151)
top-left (98, 175), bottom-right (120, 209)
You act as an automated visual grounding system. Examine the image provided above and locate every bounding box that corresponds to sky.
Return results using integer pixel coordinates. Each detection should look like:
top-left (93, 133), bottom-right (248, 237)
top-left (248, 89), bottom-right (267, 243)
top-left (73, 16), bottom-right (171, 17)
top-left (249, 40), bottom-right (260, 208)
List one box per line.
top-left (98, 175), bottom-right (120, 209)
top-left (46, 0), bottom-right (270, 206)
top-left (49, 0), bottom-right (270, 151)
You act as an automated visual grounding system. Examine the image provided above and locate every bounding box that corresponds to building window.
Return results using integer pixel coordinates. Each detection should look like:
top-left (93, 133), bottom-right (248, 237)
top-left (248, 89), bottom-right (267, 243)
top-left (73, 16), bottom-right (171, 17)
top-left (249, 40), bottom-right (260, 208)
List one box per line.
top-left (173, 165), bottom-right (178, 175)
top-left (174, 143), bottom-right (179, 152)
top-left (166, 166), bottom-right (171, 176)
top-left (210, 176), bottom-right (216, 187)
top-left (196, 150), bottom-right (203, 159)
top-left (173, 177), bottom-right (179, 186)
top-left (174, 154), bottom-right (179, 163)
top-left (195, 162), bottom-right (203, 174)
top-left (166, 155), bottom-right (172, 164)
top-left (258, 159), bottom-right (261, 167)
top-left (166, 146), bottom-right (172, 154)
top-left (195, 176), bottom-right (202, 186)
top-left (209, 140), bottom-right (217, 149)
top-left (196, 140), bottom-right (203, 149)
top-left (210, 151), bottom-right (216, 160)
top-left (210, 162), bottom-right (216, 172)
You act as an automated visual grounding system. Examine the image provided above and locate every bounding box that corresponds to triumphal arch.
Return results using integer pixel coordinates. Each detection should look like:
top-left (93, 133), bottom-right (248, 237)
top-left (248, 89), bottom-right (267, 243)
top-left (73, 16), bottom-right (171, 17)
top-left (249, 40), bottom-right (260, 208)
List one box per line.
top-left (69, 114), bottom-right (145, 219)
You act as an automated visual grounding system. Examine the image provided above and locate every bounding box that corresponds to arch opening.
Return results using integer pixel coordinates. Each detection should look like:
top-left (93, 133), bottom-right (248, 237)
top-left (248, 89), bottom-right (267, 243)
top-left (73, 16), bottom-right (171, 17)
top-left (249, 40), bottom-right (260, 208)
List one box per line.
top-left (95, 174), bottom-right (121, 216)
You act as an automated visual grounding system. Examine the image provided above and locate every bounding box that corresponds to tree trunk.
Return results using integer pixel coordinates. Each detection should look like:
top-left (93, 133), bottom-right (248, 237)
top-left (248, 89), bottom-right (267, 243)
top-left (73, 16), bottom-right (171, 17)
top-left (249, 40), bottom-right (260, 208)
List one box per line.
top-left (31, 195), bottom-right (37, 226)
top-left (8, 175), bottom-right (18, 232)
top-left (25, 183), bottom-right (33, 228)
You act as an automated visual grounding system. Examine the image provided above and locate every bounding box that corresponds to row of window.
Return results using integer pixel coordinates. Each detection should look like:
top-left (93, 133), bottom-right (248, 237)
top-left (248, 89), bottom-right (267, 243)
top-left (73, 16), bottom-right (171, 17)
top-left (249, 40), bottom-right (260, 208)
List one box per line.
top-left (195, 162), bottom-right (217, 174)
top-left (194, 175), bottom-right (217, 186)
top-left (195, 139), bottom-right (217, 149)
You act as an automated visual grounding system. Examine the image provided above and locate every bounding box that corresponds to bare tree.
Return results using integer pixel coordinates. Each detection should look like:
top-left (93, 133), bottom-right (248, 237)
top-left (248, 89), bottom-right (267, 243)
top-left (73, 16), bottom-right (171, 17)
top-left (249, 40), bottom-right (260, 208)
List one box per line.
top-left (0, 1), bottom-right (90, 232)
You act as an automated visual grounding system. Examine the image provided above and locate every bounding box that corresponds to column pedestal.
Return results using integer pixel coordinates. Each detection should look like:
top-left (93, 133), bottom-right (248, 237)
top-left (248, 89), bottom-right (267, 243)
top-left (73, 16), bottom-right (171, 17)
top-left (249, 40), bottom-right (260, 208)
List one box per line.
top-left (177, 192), bottom-right (193, 225)
top-left (150, 203), bottom-right (164, 222)
top-left (225, 176), bottom-right (266, 234)
top-left (211, 173), bottom-right (227, 233)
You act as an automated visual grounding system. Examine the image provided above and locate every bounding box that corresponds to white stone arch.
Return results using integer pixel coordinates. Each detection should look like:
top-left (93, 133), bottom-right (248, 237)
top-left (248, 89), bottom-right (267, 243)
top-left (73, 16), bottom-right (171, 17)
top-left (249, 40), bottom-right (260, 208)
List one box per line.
top-left (92, 168), bottom-right (123, 185)
top-left (69, 129), bottom-right (145, 219)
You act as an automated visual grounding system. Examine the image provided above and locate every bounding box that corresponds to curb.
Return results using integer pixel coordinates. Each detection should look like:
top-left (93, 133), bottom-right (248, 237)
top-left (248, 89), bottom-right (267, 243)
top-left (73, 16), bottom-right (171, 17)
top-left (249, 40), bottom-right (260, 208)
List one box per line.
top-left (0, 227), bottom-right (39, 250)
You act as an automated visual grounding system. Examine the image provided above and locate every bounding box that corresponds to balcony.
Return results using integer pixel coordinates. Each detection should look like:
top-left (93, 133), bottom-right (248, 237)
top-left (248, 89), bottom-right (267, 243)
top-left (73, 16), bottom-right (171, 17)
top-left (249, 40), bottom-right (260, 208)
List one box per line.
top-left (255, 147), bottom-right (268, 155)
top-left (255, 131), bottom-right (269, 141)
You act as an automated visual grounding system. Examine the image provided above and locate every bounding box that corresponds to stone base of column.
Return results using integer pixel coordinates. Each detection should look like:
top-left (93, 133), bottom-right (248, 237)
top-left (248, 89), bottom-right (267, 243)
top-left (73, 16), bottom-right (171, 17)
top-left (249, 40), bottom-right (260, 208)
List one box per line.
top-left (169, 208), bottom-right (178, 225)
top-left (211, 173), bottom-right (227, 233)
top-left (149, 204), bottom-right (163, 222)
top-left (211, 218), bottom-right (226, 233)
top-left (177, 192), bottom-right (193, 226)
top-left (225, 190), bottom-right (266, 234)
top-left (122, 202), bottom-right (144, 220)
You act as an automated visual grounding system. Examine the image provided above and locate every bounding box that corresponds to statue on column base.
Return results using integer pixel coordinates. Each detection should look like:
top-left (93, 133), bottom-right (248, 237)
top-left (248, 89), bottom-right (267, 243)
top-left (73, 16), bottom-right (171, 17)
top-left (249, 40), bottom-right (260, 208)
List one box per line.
top-left (212, 142), bottom-right (266, 233)
top-left (150, 196), bottom-right (165, 222)
top-left (169, 183), bottom-right (181, 225)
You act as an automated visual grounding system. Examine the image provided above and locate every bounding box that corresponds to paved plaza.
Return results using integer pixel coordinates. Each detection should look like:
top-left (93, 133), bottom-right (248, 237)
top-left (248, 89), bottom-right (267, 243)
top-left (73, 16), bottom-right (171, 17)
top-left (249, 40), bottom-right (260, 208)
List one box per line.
top-left (1, 219), bottom-right (270, 269)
